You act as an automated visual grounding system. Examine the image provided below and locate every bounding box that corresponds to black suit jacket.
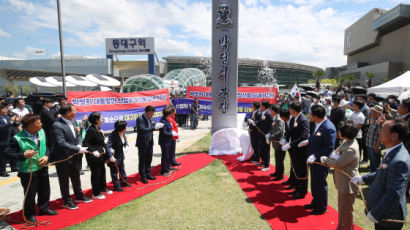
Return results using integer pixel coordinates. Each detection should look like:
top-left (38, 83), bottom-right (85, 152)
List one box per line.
top-left (248, 110), bottom-right (262, 133)
top-left (39, 107), bottom-right (55, 134)
top-left (257, 110), bottom-right (273, 135)
top-left (83, 125), bottom-right (106, 154)
top-left (49, 118), bottom-right (82, 162)
top-left (286, 113), bottom-right (310, 150)
top-left (0, 116), bottom-right (16, 147)
top-left (136, 114), bottom-right (155, 148)
top-left (106, 131), bottom-right (128, 158)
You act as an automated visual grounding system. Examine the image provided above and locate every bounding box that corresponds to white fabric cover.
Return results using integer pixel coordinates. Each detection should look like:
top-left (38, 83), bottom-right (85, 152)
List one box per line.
top-left (209, 128), bottom-right (254, 161)
top-left (368, 71), bottom-right (410, 96)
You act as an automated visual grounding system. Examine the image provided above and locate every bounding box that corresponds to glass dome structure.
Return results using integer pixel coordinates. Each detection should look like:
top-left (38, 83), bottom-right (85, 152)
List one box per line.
top-left (163, 68), bottom-right (206, 89)
top-left (122, 74), bottom-right (165, 93)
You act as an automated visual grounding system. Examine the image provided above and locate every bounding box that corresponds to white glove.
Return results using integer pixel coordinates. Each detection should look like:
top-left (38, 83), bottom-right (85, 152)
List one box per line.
top-left (279, 138), bottom-right (287, 146)
top-left (307, 154), bottom-right (316, 164)
top-left (320, 156), bottom-right (328, 164)
top-left (123, 147), bottom-right (129, 154)
top-left (351, 176), bottom-right (364, 185)
top-left (281, 143), bottom-right (291, 151)
top-left (266, 137), bottom-right (270, 145)
top-left (366, 212), bottom-right (378, 223)
top-left (155, 122), bottom-right (164, 130)
top-left (78, 147), bottom-right (88, 154)
top-left (248, 119), bottom-right (256, 126)
top-left (172, 130), bottom-right (178, 137)
top-left (93, 151), bottom-right (100, 158)
top-left (329, 151), bottom-right (340, 160)
top-left (109, 156), bottom-right (116, 162)
top-left (298, 140), bottom-right (309, 148)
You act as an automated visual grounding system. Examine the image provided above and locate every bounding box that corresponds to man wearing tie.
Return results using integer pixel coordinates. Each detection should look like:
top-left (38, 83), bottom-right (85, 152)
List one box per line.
top-left (255, 100), bottom-right (273, 171)
top-left (50, 104), bottom-right (91, 210)
top-left (247, 101), bottom-right (262, 163)
top-left (281, 102), bottom-right (310, 199)
top-left (352, 119), bottom-right (410, 230)
top-left (304, 105), bottom-right (336, 215)
top-left (136, 105), bottom-right (163, 184)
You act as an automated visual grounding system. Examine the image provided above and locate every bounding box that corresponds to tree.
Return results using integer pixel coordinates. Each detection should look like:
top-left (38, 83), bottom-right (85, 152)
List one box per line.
top-left (365, 72), bottom-right (375, 88)
top-left (341, 74), bottom-right (357, 88)
top-left (23, 86), bottom-right (30, 96)
top-left (13, 86), bottom-right (19, 96)
top-left (312, 70), bottom-right (325, 89)
top-left (4, 85), bottom-right (10, 95)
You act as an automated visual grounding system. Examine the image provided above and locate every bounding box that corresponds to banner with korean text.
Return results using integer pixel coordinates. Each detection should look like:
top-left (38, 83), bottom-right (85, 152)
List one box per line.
top-left (67, 89), bottom-right (169, 130)
top-left (173, 98), bottom-right (253, 117)
top-left (187, 86), bottom-right (278, 104)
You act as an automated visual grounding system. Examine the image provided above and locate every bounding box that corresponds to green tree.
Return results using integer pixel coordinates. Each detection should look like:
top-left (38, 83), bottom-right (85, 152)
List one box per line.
top-left (341, 74), bottom-right (357, 88)
top-left (4, 85), bottom-right (10, 94)
top-left (13, 85), bottom-right (19, 96)
top-left (312, 70), bottom-right (325, 89)
top-left (382, 78), bottom-right (390, 83)
top-left (365, 72), bottom-right (375, 88)
top-left (23, 86), bottom-right (30, 96)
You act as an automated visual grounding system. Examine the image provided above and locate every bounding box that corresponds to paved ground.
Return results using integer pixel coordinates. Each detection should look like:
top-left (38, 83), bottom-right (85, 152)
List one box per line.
top-left (0, 119), bottom-right (211, 229)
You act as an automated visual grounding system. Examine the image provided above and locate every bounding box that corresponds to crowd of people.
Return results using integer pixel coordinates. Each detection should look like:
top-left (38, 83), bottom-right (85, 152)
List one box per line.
top-left (0, 96), bottom-right (182, 224)
top-left (246, 87), bottom-right (410, 230)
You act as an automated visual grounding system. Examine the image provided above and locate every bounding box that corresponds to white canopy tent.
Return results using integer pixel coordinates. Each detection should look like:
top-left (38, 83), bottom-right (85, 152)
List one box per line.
top-left (368, 71), bottom-right (410, 97)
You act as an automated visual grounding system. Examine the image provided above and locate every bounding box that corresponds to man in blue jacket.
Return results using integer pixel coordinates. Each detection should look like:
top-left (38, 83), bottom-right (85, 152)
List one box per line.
top-left (352, 119), bottom-right (410, 230)
top-left (304, 105), bottom-right (336, 215)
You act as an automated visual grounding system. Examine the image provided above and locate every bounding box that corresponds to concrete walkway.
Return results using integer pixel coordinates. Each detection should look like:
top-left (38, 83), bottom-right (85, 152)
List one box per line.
top-left (0, 119), bottom-right (211, 229)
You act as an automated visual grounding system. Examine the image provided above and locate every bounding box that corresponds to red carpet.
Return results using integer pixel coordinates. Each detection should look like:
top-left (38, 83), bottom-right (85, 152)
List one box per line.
top-left (7, 153), bottom-right (215, 230)
top-left (217, 155), bottom-right (362, 230)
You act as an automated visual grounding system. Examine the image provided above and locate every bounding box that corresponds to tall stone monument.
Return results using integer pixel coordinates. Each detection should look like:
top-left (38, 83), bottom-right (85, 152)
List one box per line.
top-left (211, 0), bottom-right (238, 134)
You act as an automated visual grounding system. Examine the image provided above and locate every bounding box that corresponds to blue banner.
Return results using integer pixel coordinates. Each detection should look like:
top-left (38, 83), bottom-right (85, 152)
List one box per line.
top-left (172, 98), bottom-right (253, 118)
top-left (75, 105), bottom-right (166, 131)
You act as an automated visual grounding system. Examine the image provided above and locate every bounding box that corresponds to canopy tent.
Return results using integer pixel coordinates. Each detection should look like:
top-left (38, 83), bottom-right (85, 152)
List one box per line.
top-left (29, 77), bottom-right (57, 87)
top-left (66, 75), bottom-right (97, 87)
top-left (368, 71), bottom-right (410, 97)
top-left (85, 74), bottom-right (120, 87)
top-left (45, 76), bottom-right (77, 87)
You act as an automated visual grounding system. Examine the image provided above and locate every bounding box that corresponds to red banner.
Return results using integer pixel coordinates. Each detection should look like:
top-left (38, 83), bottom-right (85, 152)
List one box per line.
top-left (67, 89), bottom-right (169, 112)
top-left (187, 86), bottom-right (278, 104)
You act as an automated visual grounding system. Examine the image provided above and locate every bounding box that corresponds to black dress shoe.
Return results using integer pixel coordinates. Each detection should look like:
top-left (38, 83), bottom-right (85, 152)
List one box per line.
top-left (256, 162), bottom-right (264, 167)
top-left (304, 204), bottom-right (315, 210)
top-left (26, 215), bottom-right (37, 223)
top-left (147, 175), bottom-right (156, 180)
top-left (285, 185), bottom-right (295, 190)
top-left (63, 202), bottom-right (78, 210)
top-left (291, 193), bottom-right (305, 199)
top-left (141, 177), bottom-right (148, 184)
top-left (172, 162), bottom-right (181, 166)
top-left (289, 190), bottom-right (299, 195)
top-left (113, 187), bottom-right (124, 192)
top-left (272, 177), bottom-right (283, 181)
top-left (0, 172), bottom-right (10, 177)
top-left (270, 173), bottom-right (277, 177)
top-left (282, 180), bottom-right (291, 185)
top-left (121, 182), bottom-right (131, 187)
top-left (310, 209), bottom-right (328, 215)
top-left (39, 209), bottom-right (58, 216)
top-left (75, 195), bottom-right (92, 203)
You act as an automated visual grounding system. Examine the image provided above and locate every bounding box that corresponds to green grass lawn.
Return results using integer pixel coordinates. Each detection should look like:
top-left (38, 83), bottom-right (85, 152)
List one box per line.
top-left (66, 132), bottom-right (409, 230)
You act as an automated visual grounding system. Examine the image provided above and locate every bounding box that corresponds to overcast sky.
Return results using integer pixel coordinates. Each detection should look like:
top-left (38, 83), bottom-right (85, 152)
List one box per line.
top-left (0, 0), bottom-right (405, 68)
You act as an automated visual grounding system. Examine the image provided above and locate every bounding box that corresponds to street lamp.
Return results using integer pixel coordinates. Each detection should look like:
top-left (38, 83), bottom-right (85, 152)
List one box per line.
top-left (56, 0), bottom-right (66, 96)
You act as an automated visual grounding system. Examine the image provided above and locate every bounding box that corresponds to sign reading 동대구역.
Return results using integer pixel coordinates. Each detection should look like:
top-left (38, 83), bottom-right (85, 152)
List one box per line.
top-left (105, 37), bottom-right (154, 55)
top-left (211, 0), bottom-right (238, 134)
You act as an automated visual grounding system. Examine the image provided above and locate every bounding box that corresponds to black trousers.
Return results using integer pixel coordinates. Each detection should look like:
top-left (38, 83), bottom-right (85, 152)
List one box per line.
top-left (170, 140), bottom-right (177, 165)
top-left (290, 150), bottom-right (308, 195)
top-left (108, 154), bottom-right (127, 189)
top-left (55, 158), bottom-right (83, 203)
top-left (356, 138), bottom-right (363, 161)
top-left (19, 167), bottom-right (51, 217)
top-left (361, 125), bottom-right (369, 161)
top-left (375, 223), bottom-right (403, 230)
top-left (160, 145), bottom-right (172, 174)
top-left (259, 135), bottom-right (270, 168)
top-left (249, 132), bottom-right (260, 162)
top-left (85, 154), bottom-right (107, 196)
top-left (138, 143), bottom-right (153, 178)
top-left (274, 148), bottom-right (285, 177)
top-left (0, 148), bottom-right (6, 174)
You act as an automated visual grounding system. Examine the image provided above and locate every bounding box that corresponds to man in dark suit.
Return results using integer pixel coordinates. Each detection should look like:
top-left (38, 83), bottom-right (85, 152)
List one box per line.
top-left (254, 100), bottom-right (273, 171)
top-left (39, 98), bottom-right (56, 150)
top-left (136, 105), bottom-right (163, 184)
top-left (267, 104), bottom-right (286, 180)
top-left (50, 104), bottom-right (91, 210)
top-left (0, 104), bottom-right (18, 176)
top-left (281, 102), bottom-right (310, 199)
top-left (247, 101), bottom-right (262, 163)
top-left (304, 105), bottom-right (336, 215)
top-left (330, 95), bottom-right (345, 148)
top-left (352, 119), bottom-right (410, 230)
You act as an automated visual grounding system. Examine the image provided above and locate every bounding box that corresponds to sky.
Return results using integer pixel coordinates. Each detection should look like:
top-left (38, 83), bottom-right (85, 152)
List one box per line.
top-left (0, 0), bottom-right (406, 68)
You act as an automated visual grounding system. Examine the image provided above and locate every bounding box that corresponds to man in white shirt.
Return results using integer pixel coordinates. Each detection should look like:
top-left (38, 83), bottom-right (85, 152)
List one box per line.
top-left (12, 98), bottom-right (30, 118)
top-left (348, 100), bottom-right (365, 161)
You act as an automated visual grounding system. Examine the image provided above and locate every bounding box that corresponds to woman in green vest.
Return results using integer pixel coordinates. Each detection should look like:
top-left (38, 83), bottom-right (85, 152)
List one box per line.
top-left (5, 114), bottom-right (58, 223)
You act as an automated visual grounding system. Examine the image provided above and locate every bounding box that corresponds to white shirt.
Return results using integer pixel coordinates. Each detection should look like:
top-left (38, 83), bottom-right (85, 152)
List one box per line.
top-left (12, 107), bottom-right (29, 118)
top-left (383, 143), bottom-right (403, 161)
top-left (62, 117), bottom-right (76, 138)
top-left (348, 111), bottom-right (365, 139)
top-left (314, 118), bottom-right (326, 134)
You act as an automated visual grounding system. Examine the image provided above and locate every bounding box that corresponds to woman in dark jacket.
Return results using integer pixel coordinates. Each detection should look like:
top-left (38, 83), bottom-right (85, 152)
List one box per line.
top-left (159, 107), bottom-right (177, 176)
top-left (83, 112), bottom-right (111, 199)
top-left (106, 120), bottom-right (130, 191)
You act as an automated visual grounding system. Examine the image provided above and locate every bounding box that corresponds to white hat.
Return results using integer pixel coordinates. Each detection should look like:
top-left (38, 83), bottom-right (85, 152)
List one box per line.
top-left (340, 100), bottom-right (349, 107)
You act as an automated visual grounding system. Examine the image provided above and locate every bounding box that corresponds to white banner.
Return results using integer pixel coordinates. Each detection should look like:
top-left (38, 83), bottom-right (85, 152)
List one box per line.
top-left (105, 37), bottom-right (154, 55)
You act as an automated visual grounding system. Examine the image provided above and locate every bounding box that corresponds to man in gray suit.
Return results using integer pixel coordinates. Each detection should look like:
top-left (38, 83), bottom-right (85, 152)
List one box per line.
top-left (352, 119), bottom-right (410, 230)
top-left (266, 104), bottom-right (285, 181)
top-left (50, 104), bottom-right (92, 210)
